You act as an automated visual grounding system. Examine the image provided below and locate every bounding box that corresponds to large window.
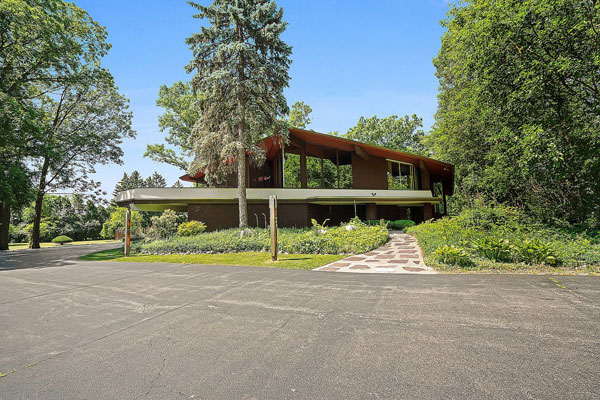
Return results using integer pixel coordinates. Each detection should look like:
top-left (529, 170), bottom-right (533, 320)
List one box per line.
top-left (387, 160), bottom-right (416, 190)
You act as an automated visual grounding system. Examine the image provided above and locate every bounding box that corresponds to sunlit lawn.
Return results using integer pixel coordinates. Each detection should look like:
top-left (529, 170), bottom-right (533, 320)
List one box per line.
top-left (80, 248), bottom-right (343, 270)
top-left (9, 239), bottom-right (120, 250)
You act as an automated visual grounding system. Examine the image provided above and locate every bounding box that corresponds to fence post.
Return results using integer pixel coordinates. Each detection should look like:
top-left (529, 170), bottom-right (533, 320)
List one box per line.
top-left (125, 208), bottom-right (131, 256)
top-left (269, 195), bottom-right (277, 261)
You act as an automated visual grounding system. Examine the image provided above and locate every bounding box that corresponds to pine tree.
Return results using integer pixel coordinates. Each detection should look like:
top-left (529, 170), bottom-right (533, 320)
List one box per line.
top-left (112, 173), bottom-right (130, 198)
top-left (172, 180), bottom-right (184, 188)
top-left (128, 171), bottom-right (146, 189)
top-left (145, 171), bottom-right (167, 188)
top-left (186, 0), bottom-right (292, 227)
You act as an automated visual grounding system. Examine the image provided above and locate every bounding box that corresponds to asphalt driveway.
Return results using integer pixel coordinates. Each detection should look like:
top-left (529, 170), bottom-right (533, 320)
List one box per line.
top-left (0, 246), bottom-right (598, 399)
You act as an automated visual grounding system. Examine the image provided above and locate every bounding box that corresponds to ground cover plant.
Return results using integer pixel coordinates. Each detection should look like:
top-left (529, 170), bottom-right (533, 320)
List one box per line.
top-left (407, 202), bottom-right (600, 274)
top-left (136, 220), bottom-right (388, 256)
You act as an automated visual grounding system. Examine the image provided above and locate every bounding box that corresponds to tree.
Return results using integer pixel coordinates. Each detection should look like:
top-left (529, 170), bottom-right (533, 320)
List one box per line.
top-left (28, 67), bottom-right (134, 248)
top-left (144, 81), bottom-right (201, 170)
top-left (127, 171), bottom-right (146, 189)
top-left (430, 0), bottom-right (600, 226)
top-left (344, 115), bottom-right (426, 154)
top-left (145, 171), bottom-right (167, 188)
top-left (288, 101), bottom-right (312, 128)
top-left (186, 0), bottom-right (292, 227)
top-left (1, 0), bottom-right (107, 250)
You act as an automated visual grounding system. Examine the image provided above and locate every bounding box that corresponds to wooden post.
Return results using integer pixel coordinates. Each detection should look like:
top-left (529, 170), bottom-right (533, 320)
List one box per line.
top-left (125, 208), bottom-right (131, 256)
top-left (269, 195), bottom-right (278, 261)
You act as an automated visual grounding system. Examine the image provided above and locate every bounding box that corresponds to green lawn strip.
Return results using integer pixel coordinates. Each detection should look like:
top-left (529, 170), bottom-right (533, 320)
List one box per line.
top-left (9, 239), bottom-right (120, 250)
top-left (79, 248), bottom-right (343, 270)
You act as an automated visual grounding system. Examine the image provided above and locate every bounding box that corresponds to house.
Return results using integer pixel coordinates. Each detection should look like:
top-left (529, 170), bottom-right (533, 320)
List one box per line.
top-left (116, 128), bottom-right (454, 230)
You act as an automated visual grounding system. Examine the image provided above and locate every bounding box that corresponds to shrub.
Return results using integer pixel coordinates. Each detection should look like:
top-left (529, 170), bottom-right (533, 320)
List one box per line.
top-left (434, 245), bottom-right (476, 268)
top-left (473, 237), bottom-right (513, 262)
top-left (138, 221), bottom-right (389, 255)
top-left (101, 208), bottom-right (143, 239)
top-left (8, 224), bottom-right (28, 243)
top-left (388, 219), bottom-right (416, 230)
top-left (366, 219), bottom-right (416, 230)
top-left (51, 235), bottom-right (73, 245)
top-left (514, 239), bottom-right (559, 265)
top-left (178, 221), bottom-right (206, 236)
top-left (148, 209), bottom-right (180, 240)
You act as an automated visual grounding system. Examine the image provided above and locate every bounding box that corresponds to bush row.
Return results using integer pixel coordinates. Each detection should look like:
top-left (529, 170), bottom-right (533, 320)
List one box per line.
top-left (136, 222), bottom-right (389, 255)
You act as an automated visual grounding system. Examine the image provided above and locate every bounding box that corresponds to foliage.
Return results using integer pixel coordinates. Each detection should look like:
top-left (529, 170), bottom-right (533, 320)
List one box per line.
top-left (137, 222), bottom-right (389, 255)
top-left (407, 203), bottom-right (600, 272)
top-left (430, 0), bottom-right (600, 227)
top-left (177, 220), bottom-right (206, 236)
top-left (8, 224), bottom-right (27, 243)
top-left (144, 81), bottom-right (200, 170)
top-left (147, 209), bottom-right (184, 240)
top-left (434, 245), bottom-right (475, 268)
top-left (101, 208), bottom-right (143, 239)
top-left (25, 222), bottom-right (51, 242)
top-left (344, 115), bottom-right (427, 155)
top-left (366, 219), bottom-right (415, 231)
top-left (15, 194), bottom-right (108, 241)
top-left (1, 0), bottom-right (136, 248)
top-left (186, 0), bottom-right (292, 227)
top-left (51, 235), bottom-right (73, 245)
top-left (473, 237), bottom-right (513, 263)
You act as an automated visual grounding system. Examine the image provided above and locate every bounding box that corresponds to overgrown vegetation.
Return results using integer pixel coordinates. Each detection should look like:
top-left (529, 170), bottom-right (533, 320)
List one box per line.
top-left (136, 221), bottom-right (388, 255)
top-left (407, 202), bottom-right (600, 273)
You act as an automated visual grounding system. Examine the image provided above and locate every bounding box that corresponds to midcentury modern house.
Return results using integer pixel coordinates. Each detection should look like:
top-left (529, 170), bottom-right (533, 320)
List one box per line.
top-left (116, 128), bottom-right (454, 230)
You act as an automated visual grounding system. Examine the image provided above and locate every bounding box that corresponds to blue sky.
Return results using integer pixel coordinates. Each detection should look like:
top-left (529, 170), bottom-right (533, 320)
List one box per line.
top-left (77, 0), bottom-right (452, 196)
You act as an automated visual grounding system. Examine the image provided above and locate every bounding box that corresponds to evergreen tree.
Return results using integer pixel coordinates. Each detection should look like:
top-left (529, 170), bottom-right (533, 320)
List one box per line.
top-left (172, 180), bottom-right (184, 188)
top-left (145, 171), bottom-right (167, 188)
top-left (128, 171), bottom-right (146, 189)
top-left (186, 0), bottom-right (292, 227)
top-left (112, 173), bottom-right (130, 198)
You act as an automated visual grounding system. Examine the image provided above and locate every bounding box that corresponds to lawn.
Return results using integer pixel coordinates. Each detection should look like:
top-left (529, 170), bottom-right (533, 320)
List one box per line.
top-left (9, 239), bottom-right (120, 250)
top-left (80, 248), bottom-right (344, 270)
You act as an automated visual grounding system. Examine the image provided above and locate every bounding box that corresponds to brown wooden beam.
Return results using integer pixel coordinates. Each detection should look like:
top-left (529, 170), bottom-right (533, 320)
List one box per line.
top-left (354, 144), bottom-right (370, 161)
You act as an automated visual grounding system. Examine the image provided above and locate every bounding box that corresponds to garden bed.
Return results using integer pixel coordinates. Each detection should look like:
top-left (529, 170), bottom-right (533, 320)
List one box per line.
top-left (135, 223), bottom-right (389, 256)
top-left (406, 204), bottom-right (600, 274)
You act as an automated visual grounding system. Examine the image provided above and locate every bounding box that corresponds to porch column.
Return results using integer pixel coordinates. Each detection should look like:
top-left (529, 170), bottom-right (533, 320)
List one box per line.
top-left (300, 144), bottom-right (307, 188)
top-left (423, 204), bottom-right (433, 221)
top-left (336, 149), bottom-right (340, 188)
top-left (320, 146), bottom-right (324, 188)
top-left (366, 203), bottom-right (377, 221)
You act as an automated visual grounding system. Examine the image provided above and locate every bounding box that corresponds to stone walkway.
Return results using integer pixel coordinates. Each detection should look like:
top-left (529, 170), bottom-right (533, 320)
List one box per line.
top-left (314, 232), bottom-right (436, 274)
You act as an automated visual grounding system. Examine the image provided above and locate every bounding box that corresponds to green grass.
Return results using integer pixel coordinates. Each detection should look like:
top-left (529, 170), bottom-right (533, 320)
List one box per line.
top-left (79, 248), bottom-right (343, 270)
top-left (9, 239), bottom-right (120, 250)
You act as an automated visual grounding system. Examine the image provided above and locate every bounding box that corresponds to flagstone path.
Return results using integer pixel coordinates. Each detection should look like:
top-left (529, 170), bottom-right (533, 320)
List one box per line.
top-left (314, 232), bottom-right (436, 274)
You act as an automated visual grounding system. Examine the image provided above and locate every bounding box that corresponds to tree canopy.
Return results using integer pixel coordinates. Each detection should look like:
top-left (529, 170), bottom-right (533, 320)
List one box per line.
top-left (429, 0), bottom-right (600, 226)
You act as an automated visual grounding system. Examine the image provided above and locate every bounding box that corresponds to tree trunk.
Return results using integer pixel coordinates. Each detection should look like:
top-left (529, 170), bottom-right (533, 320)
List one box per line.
top-left (0, 202), bottom-right (10, 251)
top-left (30, 157), bottom-right (49, 249)
top-left (237, 145), bottom-right (248, 228)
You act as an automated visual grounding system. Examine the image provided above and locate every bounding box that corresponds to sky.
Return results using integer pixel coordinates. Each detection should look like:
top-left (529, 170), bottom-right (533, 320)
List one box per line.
top-left (76, 0), bottom-right (452, 197)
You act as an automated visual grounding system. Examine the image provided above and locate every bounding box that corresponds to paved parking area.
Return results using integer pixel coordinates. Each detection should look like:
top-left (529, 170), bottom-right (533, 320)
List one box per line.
top-left (0, 246), bottom-right (599, 399)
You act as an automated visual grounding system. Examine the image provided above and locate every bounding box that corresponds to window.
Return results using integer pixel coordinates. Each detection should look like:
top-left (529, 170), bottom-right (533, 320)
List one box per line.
top-left (386, 160), bottom-right (416, 190)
